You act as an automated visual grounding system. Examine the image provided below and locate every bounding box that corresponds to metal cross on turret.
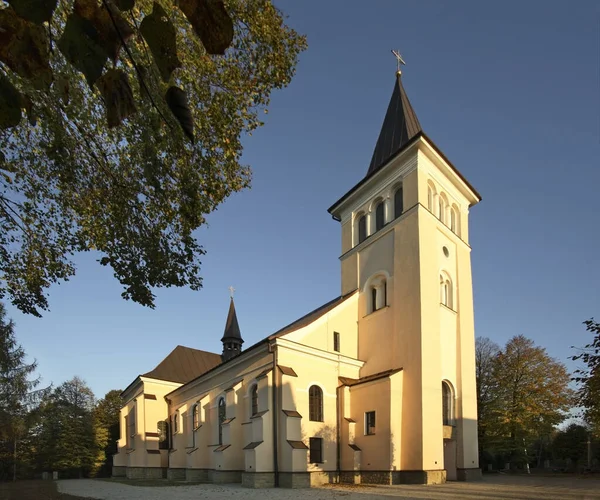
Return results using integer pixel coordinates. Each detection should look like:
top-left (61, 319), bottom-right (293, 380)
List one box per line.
top-left (228, 286), bottom-right (235, 299)
top-left (391, 49), bottom-right (406, 75)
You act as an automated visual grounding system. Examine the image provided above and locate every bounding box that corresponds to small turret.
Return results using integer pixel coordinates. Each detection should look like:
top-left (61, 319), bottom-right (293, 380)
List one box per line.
top-left (221, 291), bottom-right (243, 362)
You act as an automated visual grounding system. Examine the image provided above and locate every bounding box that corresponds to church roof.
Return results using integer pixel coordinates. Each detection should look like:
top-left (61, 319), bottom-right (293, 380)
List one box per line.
top-left (142, 345), bottom-right (222, 384)
top-left (366, 73), bottom-right (422, 177)
top-left (221, 298), bottom-right (243, 342)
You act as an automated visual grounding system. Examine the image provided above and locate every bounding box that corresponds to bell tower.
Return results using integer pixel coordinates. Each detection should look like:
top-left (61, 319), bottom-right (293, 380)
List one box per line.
top-left (328, 58), bottom-right (482, 482)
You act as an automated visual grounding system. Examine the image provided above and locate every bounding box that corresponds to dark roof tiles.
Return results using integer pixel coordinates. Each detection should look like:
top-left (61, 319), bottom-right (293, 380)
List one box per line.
top-left (142, 345), bottom-right (221, 384)
top-left (367, 74), bottom-right (422, 177)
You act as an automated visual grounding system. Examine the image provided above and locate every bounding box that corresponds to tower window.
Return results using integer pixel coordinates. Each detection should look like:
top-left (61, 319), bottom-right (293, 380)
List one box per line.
top-left (250, 385), bottom-right (259, 417)
top-left (394, 187), bottom-right (403, 218)
top-left (309, 437), bottom-right (323, 463)
top-left (375, 201), bottom-right (384, 231)
top-left (365, 411), bottom-right (376, 435)
top-left (442, 381), bottom-right (453, 425)
top-left (358, 215), bottom-right (367, 243)
top-left (440, 274), bottom-right (453, 309)
top-left (173, 411), bottom-right (178, 434)
top-left (309, 385), bottom-right (323, 422)
top-left (218, 397), bottom-right (226, 445)
top-left (368, 275), bottom-right (387, 314)
top-left (333, 331), bottom-right (340, 352)
top-left (450, 205), bottom-right (459, 235)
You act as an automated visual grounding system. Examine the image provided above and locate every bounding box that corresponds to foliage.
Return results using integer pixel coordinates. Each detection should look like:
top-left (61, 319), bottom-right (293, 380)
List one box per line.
top-left (475, 337), bottom-right (500, 452)
top-left (35, 377), bottom-right (97, 476)
top-left (475, 335), bottom-right (574, 466)
top-left (551, 423), bottom-right (589, 467)
top-left (570, 319), bottom-right (600, 437)
top-left (92, 389), bottom-right (122, 476)
top-left (0, 302), bottom-right (41, 480)
top-left (0, 0), bottom-right (307, 317)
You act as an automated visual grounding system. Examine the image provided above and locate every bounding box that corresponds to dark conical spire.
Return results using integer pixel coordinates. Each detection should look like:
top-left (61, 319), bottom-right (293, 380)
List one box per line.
top-left (221, 297), bottom-right (243, 362)
top-left (366, 73), bottom-right (422, 177)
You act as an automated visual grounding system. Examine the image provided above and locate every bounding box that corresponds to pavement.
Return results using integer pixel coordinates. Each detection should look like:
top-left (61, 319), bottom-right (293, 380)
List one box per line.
top-left (57, 474), bottom-right (600, 500)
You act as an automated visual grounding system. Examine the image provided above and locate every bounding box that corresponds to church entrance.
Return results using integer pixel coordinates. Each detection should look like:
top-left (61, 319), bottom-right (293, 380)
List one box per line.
top-left (443, 439), bottom-right (457, 480)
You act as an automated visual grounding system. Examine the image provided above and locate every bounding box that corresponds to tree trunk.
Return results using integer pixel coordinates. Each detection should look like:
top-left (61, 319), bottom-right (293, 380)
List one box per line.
top-left (13, 434), bottom-right (17, 481)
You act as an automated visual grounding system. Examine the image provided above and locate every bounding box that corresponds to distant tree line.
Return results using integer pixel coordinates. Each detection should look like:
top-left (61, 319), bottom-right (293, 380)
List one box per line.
top-left (476, 325), bottom-right (600, 472)
top-left (0, 302), bottom-right (121, 480)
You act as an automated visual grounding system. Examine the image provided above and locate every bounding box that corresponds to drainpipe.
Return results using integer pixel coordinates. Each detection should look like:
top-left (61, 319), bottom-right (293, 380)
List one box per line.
top-left (270, 343), bottom-right (279, 487)
top-left (336, 385), bottom-right (341, 482)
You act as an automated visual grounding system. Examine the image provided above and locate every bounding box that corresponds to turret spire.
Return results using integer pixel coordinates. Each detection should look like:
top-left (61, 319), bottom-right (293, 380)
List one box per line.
top-left (221, 292), bottom-right (243, 362)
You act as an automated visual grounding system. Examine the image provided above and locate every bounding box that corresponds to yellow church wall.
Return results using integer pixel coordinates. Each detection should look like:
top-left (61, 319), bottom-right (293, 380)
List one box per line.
top-left (341, 219), bottom-right (352, 255)
top-left (282, 292), bottom-right (359, 359)
top-left (276, 341), bottom-right (361, 474)
top-left (350, 378), bottom-right (391, 470)
top-left (166, 344), bottom-right (274, 473)
top-left (341, 253), bottom-right (358, 296)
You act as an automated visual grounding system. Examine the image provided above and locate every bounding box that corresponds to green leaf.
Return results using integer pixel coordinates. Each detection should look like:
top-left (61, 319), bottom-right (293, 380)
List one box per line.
top-left (178, 0), bottom-right (234, 55)
top-left (0, 73), bottom-right (22, 130)
top-left (7, 0), bottom-right (58, 24)
top-left (96, 69), bottom-right (136, 128)
top-left (57, 13), bottom-right (107, 87)
top-left (166, 86), bottom-right (194, 142)
top-left (0, 8), bottom-right (52, 89)
top-left (140, 2), bottom-right (182, 82)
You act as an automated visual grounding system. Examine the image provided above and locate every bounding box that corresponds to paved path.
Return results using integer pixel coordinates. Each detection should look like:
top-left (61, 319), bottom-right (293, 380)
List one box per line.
top-left (57, 475), bottom-right (600, 500)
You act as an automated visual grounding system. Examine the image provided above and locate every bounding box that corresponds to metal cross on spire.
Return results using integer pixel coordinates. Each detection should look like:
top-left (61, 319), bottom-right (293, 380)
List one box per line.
top-left (391, 49), bottom-right (406, 75)
top-left (228, 286), bottom-right (235, 299)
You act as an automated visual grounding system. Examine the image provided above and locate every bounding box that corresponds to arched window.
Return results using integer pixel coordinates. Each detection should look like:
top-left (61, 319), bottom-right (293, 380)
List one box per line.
top-left (173, 411), bottom-right (179, 434)
top-left (218, 397), bottom-right (226, 445)
top-left (442, 381), bottom-right (453, 425)
top-left (438, 193), bottom-right (448, 224)
top-left (358, 214), bottom-right (367, 244)
top-left (309, 385), bottom-right (323, 422)
top-left (450, 205), bottom-right (459, 235)
top-left (367, 275), bottom-right (387, 314)
top-left (394, 187), bottom-right (403, 218)
top-left (440, 274), bottom-right (453, 309)
top-left (192, 404), bottom-right (199, 430)
top-left (427, 182), bottom-right (436, 211)
top-left (158, 420), bottom-right (170, 450)
top-left (250, 385), bottom-right (259, 417)
top-left (375, 201), bottom-right (384, 231)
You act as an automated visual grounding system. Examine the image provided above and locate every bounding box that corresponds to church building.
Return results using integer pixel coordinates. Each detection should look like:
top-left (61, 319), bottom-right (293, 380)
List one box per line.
top-left (112, 66), bottom-right (482, 487)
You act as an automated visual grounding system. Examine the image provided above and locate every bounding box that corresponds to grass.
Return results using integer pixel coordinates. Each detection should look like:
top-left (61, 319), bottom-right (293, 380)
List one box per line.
top-left (0, 480), bottom-right (89, 500)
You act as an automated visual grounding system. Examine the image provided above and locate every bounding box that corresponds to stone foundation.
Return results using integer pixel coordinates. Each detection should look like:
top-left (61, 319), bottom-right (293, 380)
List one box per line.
top-left (339, 471), bottom-right (361, 484)
top-left (166, 468), bottom-right (186, 481)
top-left (278, 472), bottom-right (310, 488)
top-left (185, 468), bottom-right (210, 482)
top-left (126, 467), bottom-right (166, 479)
top-left (208, 470), bottom-right (243, 483)
top-left (457, 468), bottom-right (482, 481)
top-left (242, 472), bottom-right (275, 488)
top-left (309, 471), bottom-right (334, 486)
top-left (112, 466), bottom-right (126, 478)
top-left (392, 469), bottom-right (446, 485)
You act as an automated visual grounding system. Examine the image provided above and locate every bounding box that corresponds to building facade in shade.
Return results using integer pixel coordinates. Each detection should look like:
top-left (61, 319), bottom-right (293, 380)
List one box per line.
top-left (112, 70), bottom-right (482, 487)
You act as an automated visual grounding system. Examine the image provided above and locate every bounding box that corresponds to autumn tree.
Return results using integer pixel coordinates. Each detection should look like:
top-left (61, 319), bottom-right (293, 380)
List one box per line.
top-left (0, 0), bottom-right (307, 317)
top-left (551, 423), bottom-right (589, 469)
top-left (492, 336), bottom-right (573, 465)
top-left (0, 302), bottom-right (40, 480)
top-left (571, 319), bottom-right (600, 437)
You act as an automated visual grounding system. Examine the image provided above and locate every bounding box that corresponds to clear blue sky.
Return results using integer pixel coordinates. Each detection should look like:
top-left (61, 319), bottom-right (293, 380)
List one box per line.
top-left (4, 0), bottom-right (599, 399)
